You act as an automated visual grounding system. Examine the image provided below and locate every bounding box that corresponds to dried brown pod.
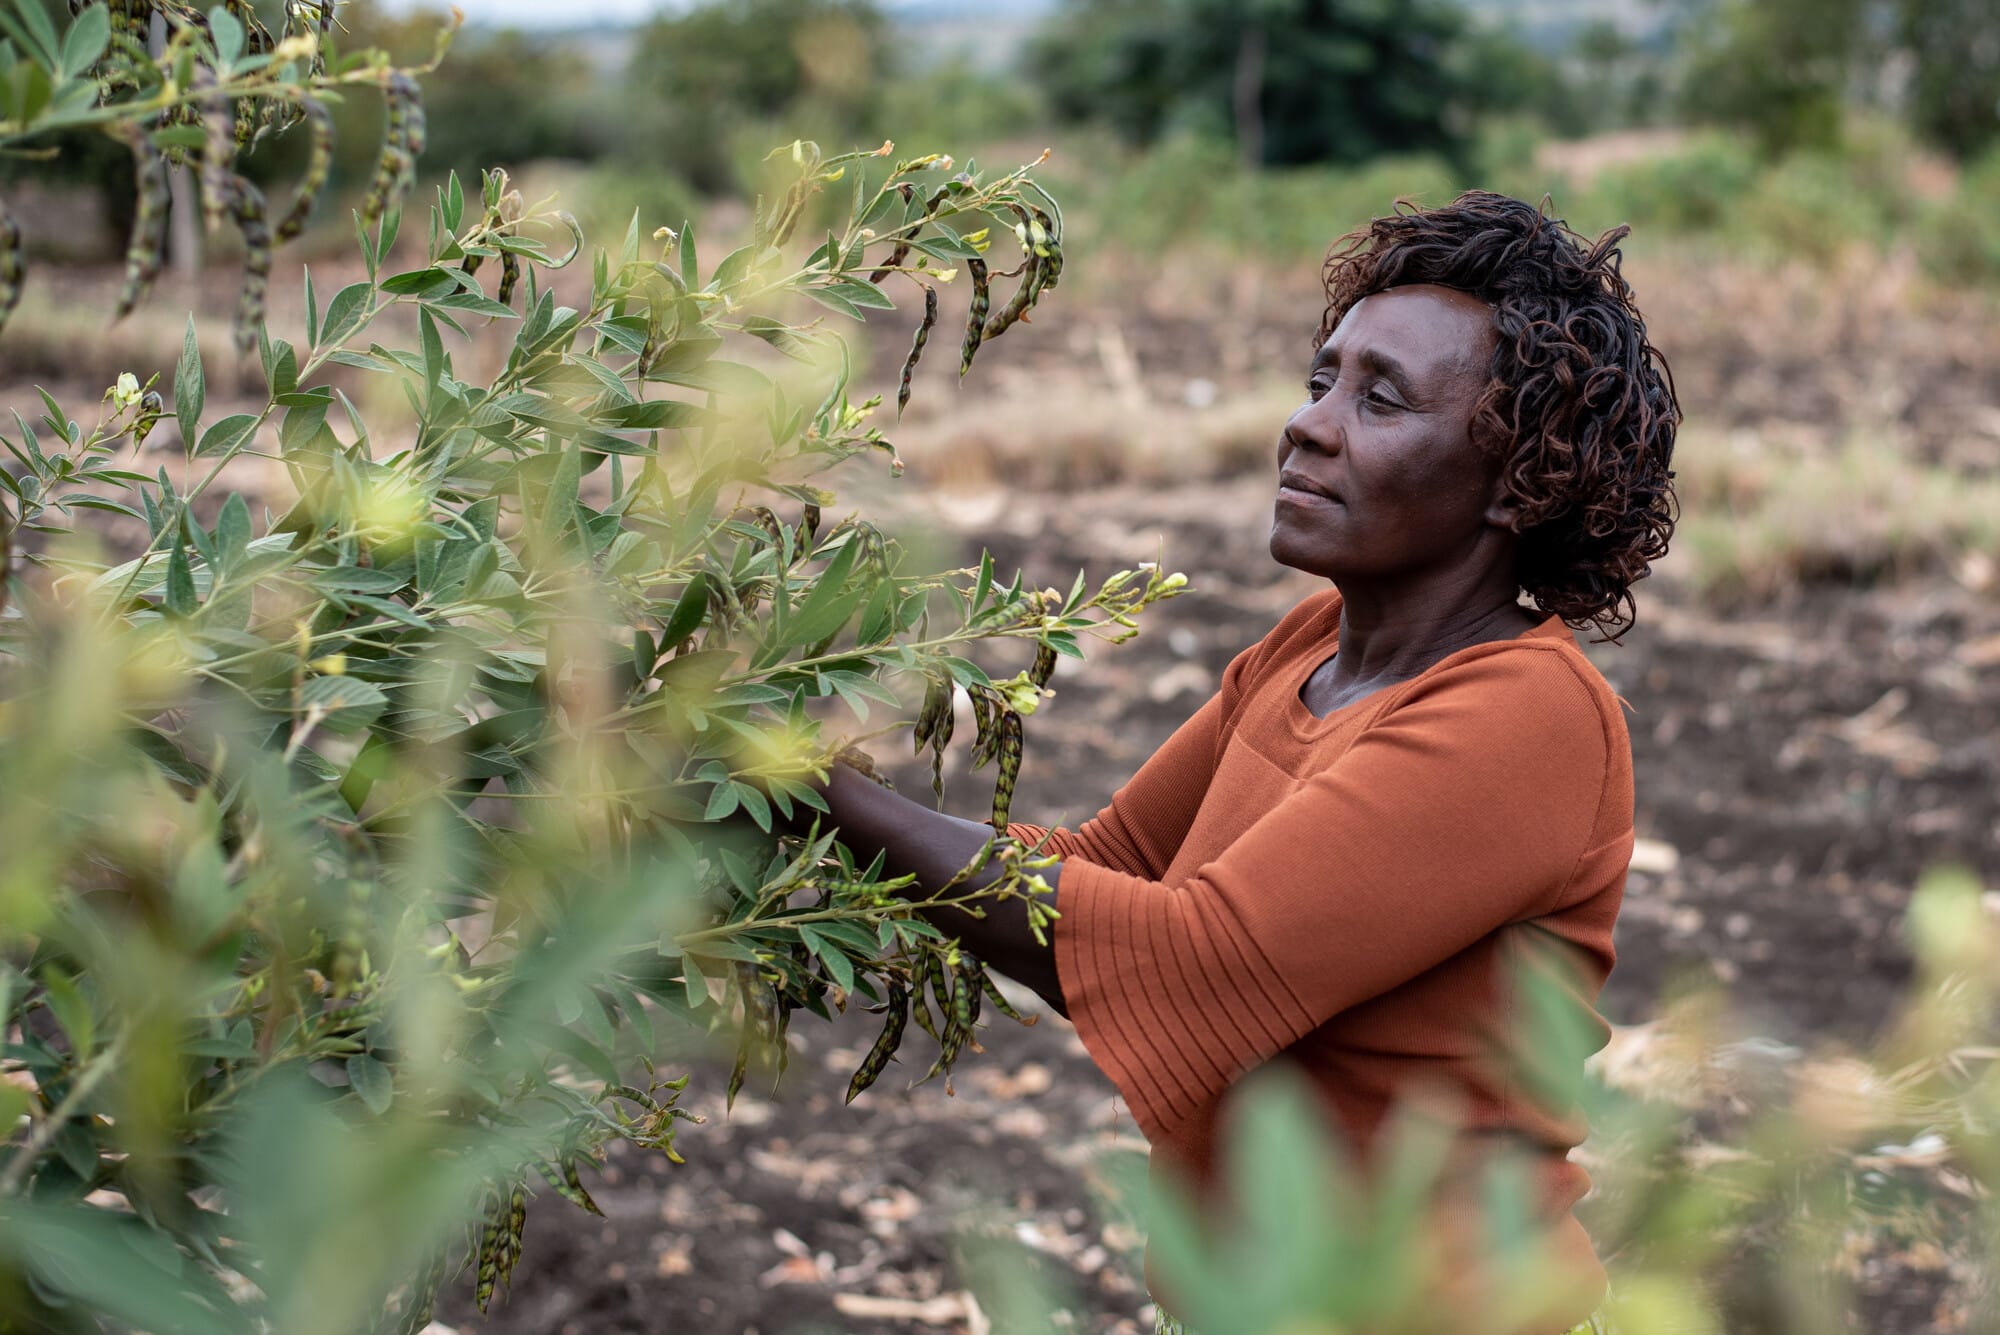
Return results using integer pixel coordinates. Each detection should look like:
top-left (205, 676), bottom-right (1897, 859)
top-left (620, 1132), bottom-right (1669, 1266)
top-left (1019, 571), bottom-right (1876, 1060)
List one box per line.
top-left (959, 256), bottom-right (989, 377)
top-left (225, 174), bottom-right (272, 360)
top-left (898, 285), bottom-right (937, 415)
top-left (273, 98), bottom-right (332, 244)
top-left (0, 201), bottom-right (22, 339)
top-left (114, 123), bottom-right (171, 320)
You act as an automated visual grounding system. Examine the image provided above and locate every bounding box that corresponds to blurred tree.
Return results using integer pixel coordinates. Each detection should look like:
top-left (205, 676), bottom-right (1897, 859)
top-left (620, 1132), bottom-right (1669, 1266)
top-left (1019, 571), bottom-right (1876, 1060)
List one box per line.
top-left (1661, 0), bottom-right (1867, 155)
top-left (1896, 0), bottom-right (2000, 158)
top-left (1023, 0), bottom-right (1562, 170)
top-left (623, 0), bottom-right (888, 193)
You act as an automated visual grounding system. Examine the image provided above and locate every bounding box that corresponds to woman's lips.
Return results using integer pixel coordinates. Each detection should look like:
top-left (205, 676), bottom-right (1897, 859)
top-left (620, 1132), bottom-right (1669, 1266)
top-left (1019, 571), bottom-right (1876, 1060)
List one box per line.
top-left (1277, 474), bottom-right (1338, 505)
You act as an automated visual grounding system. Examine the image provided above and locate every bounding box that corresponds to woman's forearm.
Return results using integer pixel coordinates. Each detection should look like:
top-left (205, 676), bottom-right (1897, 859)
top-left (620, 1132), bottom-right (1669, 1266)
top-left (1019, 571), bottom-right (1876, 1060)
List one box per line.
top-left (815, 764), bottom-right (1068, 1018)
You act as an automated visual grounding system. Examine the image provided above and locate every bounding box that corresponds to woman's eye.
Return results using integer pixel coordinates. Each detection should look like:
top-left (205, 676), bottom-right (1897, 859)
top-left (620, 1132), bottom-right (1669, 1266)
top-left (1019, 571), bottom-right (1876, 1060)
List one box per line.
top-left (1305, 376), bottom-right (1330, 401)
top-left (1364, 388), bottom-right (1400, 411)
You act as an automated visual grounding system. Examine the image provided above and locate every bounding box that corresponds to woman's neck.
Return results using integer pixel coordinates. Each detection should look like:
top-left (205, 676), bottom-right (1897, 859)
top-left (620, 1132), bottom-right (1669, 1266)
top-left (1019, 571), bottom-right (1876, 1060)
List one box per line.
top-left (1328, 573), bottom-right (1538, 690)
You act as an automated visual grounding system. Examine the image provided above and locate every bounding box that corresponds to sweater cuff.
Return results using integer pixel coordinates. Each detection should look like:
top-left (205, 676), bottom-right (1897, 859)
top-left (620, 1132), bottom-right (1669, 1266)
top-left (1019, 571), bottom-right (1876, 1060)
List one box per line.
top-left (1050, 859), bottom-right (1186, 1144)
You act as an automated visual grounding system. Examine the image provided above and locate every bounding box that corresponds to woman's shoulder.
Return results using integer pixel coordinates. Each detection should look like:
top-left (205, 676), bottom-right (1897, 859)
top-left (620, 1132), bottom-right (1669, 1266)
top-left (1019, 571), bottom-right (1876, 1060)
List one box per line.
top-left (1386, 617), bottom-right (1632, 765)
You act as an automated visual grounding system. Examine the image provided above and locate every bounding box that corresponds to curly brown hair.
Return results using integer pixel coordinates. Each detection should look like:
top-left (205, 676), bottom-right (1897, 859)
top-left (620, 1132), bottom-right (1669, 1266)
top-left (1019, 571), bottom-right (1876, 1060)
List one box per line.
top-left (1317, 190), bottom-right (1680, 639)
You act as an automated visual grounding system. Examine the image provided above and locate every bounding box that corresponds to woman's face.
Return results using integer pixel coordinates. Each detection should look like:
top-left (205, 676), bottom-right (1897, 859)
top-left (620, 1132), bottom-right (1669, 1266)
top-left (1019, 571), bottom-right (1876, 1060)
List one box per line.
top-left (1269, 283), bottom-right (1509, 584)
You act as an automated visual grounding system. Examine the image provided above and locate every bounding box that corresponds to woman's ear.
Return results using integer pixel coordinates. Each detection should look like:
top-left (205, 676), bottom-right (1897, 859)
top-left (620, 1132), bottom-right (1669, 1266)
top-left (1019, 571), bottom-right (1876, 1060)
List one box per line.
top-left (1484, 484), bottom-right (1526, 533)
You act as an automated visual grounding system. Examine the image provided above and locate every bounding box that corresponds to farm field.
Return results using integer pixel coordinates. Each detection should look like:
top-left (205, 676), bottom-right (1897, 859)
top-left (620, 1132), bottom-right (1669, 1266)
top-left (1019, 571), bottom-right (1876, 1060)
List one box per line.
top-left (11, 239), bottom-right (1990, 1333)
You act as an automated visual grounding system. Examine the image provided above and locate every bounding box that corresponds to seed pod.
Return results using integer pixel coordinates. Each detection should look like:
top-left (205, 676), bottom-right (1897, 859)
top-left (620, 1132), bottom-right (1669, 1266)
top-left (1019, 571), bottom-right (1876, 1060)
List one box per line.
top-left (395, 71), bottom-right (428, 161)
top-left (968, 687), bottom-right (996, 768)
top-left (503, 1182), bottom-right (527, 1289)
top-left (196, 71), bottom-right (233, 237)
top-left (867, 184), bottom-right (917, 284)
top-left (535, 1154), bottom-right (603, 1216)
top-left (274, 98), bottom-right (332, 244)
top-left (990, 709), bottom-right (1022, 833)
top-left (897, 285), bottom-right (938, 415)
top-left (361, 77), bottom-right (413, 229)
top-left (226, 174), bottom-right (272, 360)
top-left (951, 955), bottom-right (980, 1037)
top-left (1029, 643), bottom-right (1057, 691)
top-left (981, 249), bottom-right (1041, 343)
top-left (926, 951), bottom-right (955, 1040)
top-left (981, 969), bottom-right (1038, 1026)
top-left (1032, 208), bottom-right (1064, 289)
top-left (497, 250), bottom-right (521, 307)
top-left (846, 980), bottom-right (908, 1103)
top-left (0, 202), bottom-right (21, 340)
top-left (958, 257), bottom-right (989, 378)
top-left (906, 962), bottom-right (942, 1043)
top-left (394, 1246), bottom-right (451, 1335)
top-left (473, 1188), bottom-right (505, 1312)
top-left (800, 501), bottom-right (820, 548)
top-left (132, 391), bottom-right (166, 449)
top-left (114, 126), bottom-right (171, 321)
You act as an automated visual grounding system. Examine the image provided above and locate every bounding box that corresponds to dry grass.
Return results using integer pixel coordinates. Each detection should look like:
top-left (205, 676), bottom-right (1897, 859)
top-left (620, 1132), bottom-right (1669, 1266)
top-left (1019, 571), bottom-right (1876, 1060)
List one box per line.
top-left (1667, 427), bottom-right (2000, 599)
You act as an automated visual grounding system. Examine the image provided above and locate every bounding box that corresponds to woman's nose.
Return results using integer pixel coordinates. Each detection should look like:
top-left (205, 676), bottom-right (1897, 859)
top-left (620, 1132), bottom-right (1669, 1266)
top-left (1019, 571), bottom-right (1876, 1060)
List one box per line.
top-left (1281, 399), bottom-right (1344, 459)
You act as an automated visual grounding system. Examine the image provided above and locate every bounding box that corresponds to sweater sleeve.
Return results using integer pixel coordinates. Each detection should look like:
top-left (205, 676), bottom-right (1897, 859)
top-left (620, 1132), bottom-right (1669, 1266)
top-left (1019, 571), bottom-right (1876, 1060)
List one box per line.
top-left (1051, 646), bottom-right (1614, 1144)
top-left (1007, 595), bottom-right (1328, 877)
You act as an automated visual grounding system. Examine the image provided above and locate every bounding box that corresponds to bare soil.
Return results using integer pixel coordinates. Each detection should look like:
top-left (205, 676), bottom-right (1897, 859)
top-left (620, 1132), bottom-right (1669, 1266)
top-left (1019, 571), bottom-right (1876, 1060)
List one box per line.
top-left (433, 474), bottom-right (2000, 1335)
top-left (8, 253), bottom-right (2000, 1335)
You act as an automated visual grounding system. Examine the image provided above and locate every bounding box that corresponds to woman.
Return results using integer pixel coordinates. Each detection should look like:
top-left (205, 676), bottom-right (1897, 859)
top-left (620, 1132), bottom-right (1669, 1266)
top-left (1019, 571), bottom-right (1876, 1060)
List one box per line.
top-left (813, 191), bottom-right (1679, 1334)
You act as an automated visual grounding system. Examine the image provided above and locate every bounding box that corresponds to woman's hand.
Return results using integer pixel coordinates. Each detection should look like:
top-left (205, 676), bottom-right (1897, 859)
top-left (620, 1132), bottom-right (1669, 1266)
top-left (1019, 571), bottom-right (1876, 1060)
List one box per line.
top-left (803, 755), bottom-right (1068, 1020)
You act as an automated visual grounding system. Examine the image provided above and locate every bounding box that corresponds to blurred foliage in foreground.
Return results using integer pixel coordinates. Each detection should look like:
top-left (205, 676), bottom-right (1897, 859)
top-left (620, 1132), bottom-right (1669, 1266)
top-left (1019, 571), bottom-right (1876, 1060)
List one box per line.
top-left (0, 7), bottom-right (1190, 1321)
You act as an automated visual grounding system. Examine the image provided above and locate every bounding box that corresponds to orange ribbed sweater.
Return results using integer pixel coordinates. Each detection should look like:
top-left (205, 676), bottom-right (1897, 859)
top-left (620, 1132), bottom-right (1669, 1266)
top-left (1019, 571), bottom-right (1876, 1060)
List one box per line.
top-left (1010, 589), bottom-right (1633, 1324)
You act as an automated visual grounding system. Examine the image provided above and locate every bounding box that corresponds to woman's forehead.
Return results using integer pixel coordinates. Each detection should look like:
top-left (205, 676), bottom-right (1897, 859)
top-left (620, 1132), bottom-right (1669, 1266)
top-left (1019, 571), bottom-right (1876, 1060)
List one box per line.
top-left (1318, 284), bottom-right (1496, 376)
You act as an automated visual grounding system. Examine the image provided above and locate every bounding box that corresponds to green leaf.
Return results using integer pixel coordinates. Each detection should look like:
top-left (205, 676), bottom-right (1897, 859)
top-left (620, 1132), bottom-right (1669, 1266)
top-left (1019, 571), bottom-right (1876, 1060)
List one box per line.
top-left (304, 265), bottom-right (319, 346)
top-left (40, 966), bottom-right (93, 1059)
top-left (206, 4), bottom-right (243, 66)
top-left (798, 925), bottom-right (855, 994)
top-left (380, 266), bottom-right (457, 297)
top-left (444, 170), bottom-right (464, 233)
top-left (319, 282), bottom-right (372, 348)
top-left (659, 572), bottom-right (708, 646)
top-left (822, 278), bottom-right (897, 311)
top-left (346, 1054), bottom-right (393, 1114)
top-left (56, 4), bottom-right (107, 81)
top-left (175, 316), bottom-right (203, 447)
top-left (703, 782), bottom-right (740, 822)
top-left (599, 399), bottom-right (704, 431)
top-left (195, 413), bottom-right (259, 459)
top-left (308, 566), bottom-right (407, 593)
top-left (215, 492), bottom-right (251, 561)
top-left (297, 676), bottom-right (390, 733)
top-left (164, 545), bottom-right (196, 616)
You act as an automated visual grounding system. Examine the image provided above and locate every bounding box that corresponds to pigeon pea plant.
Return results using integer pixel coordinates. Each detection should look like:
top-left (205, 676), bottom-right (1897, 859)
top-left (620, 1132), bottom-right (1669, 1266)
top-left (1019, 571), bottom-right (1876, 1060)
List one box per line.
top-left (0, 10), bottom-right (1181, 1327)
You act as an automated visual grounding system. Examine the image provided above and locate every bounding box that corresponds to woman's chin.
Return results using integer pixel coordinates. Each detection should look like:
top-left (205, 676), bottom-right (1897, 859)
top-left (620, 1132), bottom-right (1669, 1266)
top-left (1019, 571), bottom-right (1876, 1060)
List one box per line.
top-left (1267, 527), bottom-right (1336, 579)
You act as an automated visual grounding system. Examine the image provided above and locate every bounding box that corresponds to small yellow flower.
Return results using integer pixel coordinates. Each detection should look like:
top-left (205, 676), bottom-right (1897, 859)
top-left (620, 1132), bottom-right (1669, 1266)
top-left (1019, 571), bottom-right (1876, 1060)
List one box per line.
top-left (310, 654), bottom-right (348, 676)
top-left (111, 373), bottom-right (141, 411)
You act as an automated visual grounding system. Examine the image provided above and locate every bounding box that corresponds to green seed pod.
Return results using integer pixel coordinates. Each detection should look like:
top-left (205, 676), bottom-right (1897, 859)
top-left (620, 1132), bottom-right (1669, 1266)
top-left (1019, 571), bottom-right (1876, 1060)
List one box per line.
top-left (968, 687), bottom-right (996, 768)
top-left (981, 969), bottom-right (1038, 1026)
top-left (846, 979), bottom-right (908, 1104)
top-left (959, 257), bottom-right (989, 378)
top-left (132, 391), bottom-right (166, 449)
top-left (800, 501), bottom-right (821, 549)
top-left (1029, 643), bottom-right (1057, 691)
top-left (535, 1154), bottom-right (603, 1215)
top-left (990, 709), bottom-right (1022, 833)
top-left (226, 174), bottom-right (272, 360)
top-left (898, 285), bottom-right (937, 416)
top-left (498, 250), bottom-right (521, 307)
top-left (503, 1182), bottom-right (527, 1288)
top-left (114, 124), bottom-right (171, 321)
top-left (274, 99), bottom-right (332, 244)
top-left (473, 1188), bottom-right (505, 1312)
top-left (907, 962), bottom-right (942, 1043)
top-left (0, 203), bottom-right (21, 339)
top-left (1032, 208), bottom-right (1064, 289)
top-left (951, 955), bottom-right (980, 1037)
